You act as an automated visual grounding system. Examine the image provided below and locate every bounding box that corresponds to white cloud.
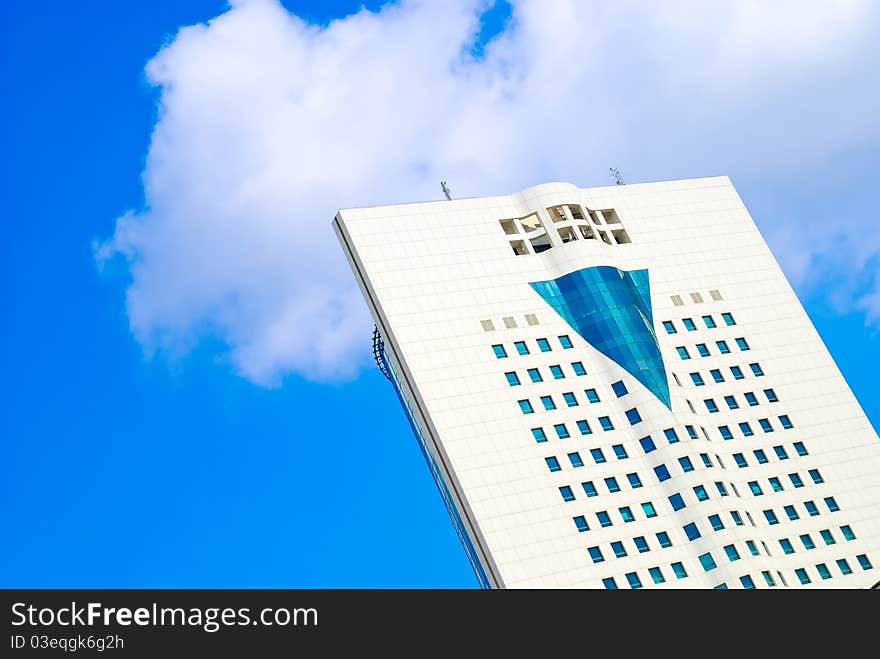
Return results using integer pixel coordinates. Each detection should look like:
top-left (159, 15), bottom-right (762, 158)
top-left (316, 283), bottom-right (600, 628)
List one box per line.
top-left (97, 0), bottom-right (880, 384)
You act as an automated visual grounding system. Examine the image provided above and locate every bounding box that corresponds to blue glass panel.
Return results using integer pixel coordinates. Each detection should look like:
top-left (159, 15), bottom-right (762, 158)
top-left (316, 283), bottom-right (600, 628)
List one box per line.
top-left (530, 266), bottom-right (670, 408)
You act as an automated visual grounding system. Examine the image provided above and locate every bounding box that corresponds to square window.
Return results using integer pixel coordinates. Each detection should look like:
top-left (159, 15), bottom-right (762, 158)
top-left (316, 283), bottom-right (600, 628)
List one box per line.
top-left (611, 541), bottom-right (627, 558)
top-left (735, 337), bottom-right (750, 351)
top-left (642, 502), bottom-right (658, 518)
top-left (558, 335), bottom-right (573, 349)
top-left (820, 529), bottom-right (835, 545)
top-left (571, 361), bottom-right (587, 376)
top-left (699, 552), bottom-right (717, 572)
top-left (590, 448), bottom-right (606, 464)
top-left (568, 452), bottom-right (584, 468)
top-left (596, 511), bottom-right (612, 527)
top-left (740, 575), bottom-right (756, 589)
top-left (634, 536), bottom-right (649, 553)
top-left (693, 485), bottom-right (709, 501)
top-left (671, 562), bottom-right (688, 579)
top-left (724, 395), bottom-right (739, 410)
top-left (540, 396), bottom-right (556, 411)
top-left (549, 365), bottom-right (564, 380)
top-left (788, 473), bottom-right (804, 488)
top-left (492, 344), bottom-right (508, 359)
top-left (709, 514), bottom-right (724, 531)
top-left (576, 420), bottom-right (592, 435)
top-left (764, 388), bottom-right (778, 403)
top-left (560, 486), bottom-right (576, 503)
top-left (554, 423), bottom-right (570, 440)
top-left (505, 372), bottom-right (520, 387)
top-left (582, 481), bottom-right (598, 497)
top-left (588, 546), bottom-right (604, 563)
top-left (518, 399), bottom-right (534, 414)
top-left (824, 497), bottom-right (840, 512)
top-left (625, 408), bottom-right (642, 425)
top-left (611, 380), bottom-right (628, 397)
top-left (696, 343), bottom-right (710, 357)
top-left (841, 525), bottom-right (856, 541)
top-left (804, 500), bottom-right (819, 516)
top-left (639, 436), bottom-right (657, 454)
top-left (750, 362), bottom-right (764, 377)
top-left (654, 464), bottom-right (671, 482)
top-left (663, 428), bottom-right (679, 444)
top-left (531, 427), bottom-right (547, 443)
top-left (627, 473), bottom-right (643, 489)
top-left (677, 346), bottom-right (691, 360)
top-left (649, 567), bottom-right (666, 584)
top-left (604, 476), bottom-right (620, 493)
top-left (715, 340), bottom-right (730, 354)
top-left (619, 506), bottom-right (635, 523)
top-left (685, 425), bottom-right (698, 440)
top-left (656, 531), bottom-right (672, 547)
top-left (678, 456), bottom-right (694, 472)
top-left (836, 559), bottom-right (852, 575)
top-left (759, 418), bottom-right (774, 433)
top-left (537, 338), bottom-right (551, 352)
top-left (562, 392), bottom-right (578, 407)
top-left (795, 568), bottom-right (811, 585)
top-left (793, 442), bottom-right (808, 456)
top-left (808, 469), bottom-right (823, 484)
top-left (669, 493), bottom-right (686, 511)
top-left (778, 415), bottom-right (793, 430)
top-left (764, 509), bottom-right (779, 525)
top-left (773, 445), bottom-right (788, 460)
top-left (744, 392), bottom-right (758, 406)
top-left (612, 444), bottom-right (628, 460)
top-left (730, 365), bottom-right (744, 380)
top-left (690, 372), bottom-right (705, 386)
top-left (663, 321), bottom-right (677, 334)
top-left (800, 534), bottom-right (815, 550)
top-left (514, 341), bottom-right (529, 355)
top-left (683, 318), bottom-right (697, 331)
top-left (784, 505), bottom-right (799, 521)
top-left (684, 522), bottom-right (701, 541)
top-left (602, 577), bottom-right (618, 589)
top-left (625, 572), bottom-right (642, 589)
top-left (753, 449), bottom-right (768, 464)
top-left (779, 538), bottom-right (794, 554)
top-left (573, 518), bottom-right (589, 536)
top-left (739, 422), bottom-right (754, 437)
top-left (719, 425), bottom-right (733, 440)
top-left (769, 477), bottom-right (783, 492)
top-left (704, 399), bottom-right (719, 413)
top-left (724, 544), bottom-right (740, 562)
top-left (721, 312), bottom-right (736, 326)
top-left (527, 368), bottom-right (543, 383)
top-left (710, 369), bottom-right (724, 383)
top-left (702, 315), bottom-right (717, 329)
top-left (598, 416), bottom-right (614, 431)
top-left (584, 388), bottom-right (600, 403)
top-left (545, 456), bottom-right (561, 472)
top-left (856, 554), bottom-right (873, 570)
top-left (733, 453), bottom-right (748, 468)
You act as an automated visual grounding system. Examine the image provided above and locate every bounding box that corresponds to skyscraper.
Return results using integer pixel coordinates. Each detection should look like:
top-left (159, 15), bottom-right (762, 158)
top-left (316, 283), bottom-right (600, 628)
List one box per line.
top-left (333, 177), bottom-right (880, 589)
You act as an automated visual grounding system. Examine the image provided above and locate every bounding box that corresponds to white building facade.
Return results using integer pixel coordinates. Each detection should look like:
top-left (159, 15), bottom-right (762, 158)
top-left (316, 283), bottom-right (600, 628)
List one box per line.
top-left (333, 177), bottom-right (880, 589)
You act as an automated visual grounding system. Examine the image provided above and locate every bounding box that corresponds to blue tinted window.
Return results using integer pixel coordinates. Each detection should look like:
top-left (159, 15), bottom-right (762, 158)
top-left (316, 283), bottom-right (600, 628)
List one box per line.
top-left (625, 572), bottom-right (642, 589)
top-left (572, 514), bottom-right (589, 531)
top-left (709, 368), bottom-right (724, 383)
top-left (554, 423), bottom-right (570, 439)
top-left (857, 554), bottom-right (873, 570)
top-left (779, 538), bottom-right (794, 554)
top-left (699, 552), bottom-right (717, 572)
top-left (793, 442), bottom-right (808, 456)
top-left (752, 449), bottom-right (767, 464)
top-left (715, 340), bottom-right (730, 354)
top-left (540, 395), bottom-right (556, 411)
top-left (700, 453), bottom-right (712, 468)
top-left (758, 418), bottom-right (773, 433)
top-left (740, 575), bottom-right (756, 589)
top-left (730, 365), bottom-right (744, 379)
top-left (683, 318), bottom-right (697, 331)
top-left (518, 399), bottom-right (534, 414)
top-left (588, 546), bottom-right (604, 563)
top-left (514, 341), bottom-right (529, 355)
top-left (746, 540), bottom-right (759, 556)
top-left (820, 529), bottom-right (835, 545)
top-left (735, 337), bottom-right (750, 351)
top-left (611, 541), bottom-right (627, 558)
top-left (627, 473), bottom-right (643, 489)
top-left (684, 522), bottom-right (701, 541)
top-left (724, 395), bottom-right (739, 410)
top-left (612, 444), bottom-right (628, 460)
top-left (762, 571), bottom-right (776, 587)
top-left (836, 559), bottom-right (852, 575)
top-left (708, 514), bottom-right (724, 531)
top-left (764, 509), bottom-right (779, 525)
top-left (704, 399), bottom-right (719, 413)
top-left (664, 428), bottom-right (680, 444)
top-left (739, 422), bottom-right (754, 437)
top-left (744, 391), bottom-right (758, 406)
top-left (671, 562), bottom-right (687, 579)
top-left (733, 453), bottom-right (747, 468)
top-left (602, 577), bottom-right (618, 589)
top-left (634, 536), bottom-right (649, 553)
top-left (722, 312), bottom-right (736, 326)
top-left (804, 501), bottom-right (819, 516)
top-left (663, 321), bottom-right (677, 334)
top-left (604, 477), bottom-right (620, 493)
top-left (611, 380), bottom-right (628, 397)
top-left (690, 372), bottom-right (705, 386)
top-left (549, 364), bottom-right (564, 379)
top-left (815, 563), bottom-right (831, 580)
top-left (841, 525), bottom-right (856, 541)
top-left (545, 456), bottom-right (560, 472)
top-left (719, 425), bottom-right (733, 440)
top-left (527, 368), bottom-right (543, 383)
top-left (702, 315), bottom-right (716, 329)
top-left (764, 388), bottom-right (778, 403)
top-left (773, 445), bottom-right (788, 460)
top-left (562, 392), bottom-right (578, 407)
top-left (596, 511), bottom-right (612, 527)
top-left (769, 477), bottom-right (783, 492)
top-left (568, 452), bottom-right (584, 468)
top-left (639, 436), bottom-right (657, 454)
top-left (619, 506), bottom-right (635, 523)
top-left (795, 568), bottom-right (811, 585)
top-left (724, 544), bottom-right (740, 562)
top-left (824, 497), bottom-right (840, 512)
top-left (492, 344), bottom-right (507, 358)
top-left (678, 456), bottom-right (694, 472)
top-left (693, 485), bottom-right (709, 501)
top-left (677, 346), bottom-right (691, 360)
top-left (584, 388), bottom-right (600, 403)
top-left (789, 473), bottom-right (803, 488)
top-left (571, 361), bottom-right (586, 376)
top-left (656, 531), bottom-right (672, 548)
top-left (779, 415), bottom-right (793, 430)
top-left (558, 335), bottom-right (573, 349)
top-left (714, 482), bottom-right (728, 496)
top-left (642, 502), bottom-right (658, 518)
top-left (808, 469), bottom-right (824, 484)
top-left (599, 416), bottom-right (614, 431)
top-left (669, 493), bottom-right (686, 511)
top-left (576, 419), bottom-right (592, 435)
top-left (531, 427), bottom-right (547, 443)
top-left (649, 567), bottom-right (666, 584)
top-left (560, 486), bottom-right (576, 502)
top-left (750, 362), bottom-right (764, 376)
top-left (536, 338), bottom-right (551, 352)
top-left (581, 481), bottom-right (598, 497)
top-left (625, 408), bottom-right (642, 425)
top-left (654, 464), bottom-right (671, 482)
top-left (590, 448), bottom-right (606, 464)
top-left (731, 511), bottom-right (744, 526)
top-left (685, 425), bottom-right (698, 440)
top-left (505, 371), bottom-right (520, 386)
top-left (696, 343), bottom-right (710, 357)
top-left (784, 505), bottom-right (799, 521)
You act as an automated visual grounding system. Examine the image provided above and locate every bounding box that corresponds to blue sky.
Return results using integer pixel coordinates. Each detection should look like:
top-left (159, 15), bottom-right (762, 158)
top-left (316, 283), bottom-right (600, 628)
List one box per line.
top-left (2, 0), bottom-right (878, 588)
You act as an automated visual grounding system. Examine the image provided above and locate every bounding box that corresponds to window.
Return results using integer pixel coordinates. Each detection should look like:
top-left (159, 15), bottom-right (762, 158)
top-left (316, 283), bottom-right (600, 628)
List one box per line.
top-left (841, 525), bottom-right (856, 541)
top-left (639, 436), bottom-right (657, 454)
top-left (696, 343), bottom-right (710, 357)
top-left (525, 314), bottom-right (538, 326)
top-left (764, 509), bottom-right (779, 525)
top-left (721, 312), bottom-right (736, 326)
top-left (857, 554), bottom-right (873, 570)
top-left (836, 559), bottom-right (853, 576)
top-left (699, 552), bottom-right (717, 572)
top-left (678, 456), bottom-right (694, 473)
top-left (800, 534), bottom-right (815, 550)
top-left (709, 514), bottom-right (724, 531)
top-left (599, 416), bottom-right (614, 431)
top-left (778, 415), bottom-right (793, 430)
top-left (604, 476), bottom-right (621, 493)
top-left (779, 538), bottom-right (794, 554)
top-left (824, 496), bottom-right (840, 512)
top-left (514, 341), bottom-right (529, 355)
top-left (693, 485), bottom-right (709, 501)
top-left (664, 428), bottom-right (680, 444)
top-left (743, 392), bottom-right (758, 407)
top-left (749, 362), bottom-right (764, 376)
top-left (571, 361), bottom-right (587, 376)
top-left (724, 395), bottom-right (739, 410)
top-left (700, 454), bottom-right (713, 468)
top-left (739, 575), bottom-right (756, 589)
top-left (773, 445), bottom-right (788, 460)
top-left (704, 399), bottom-right (719, 413)
top-left (611, 541), bottom-right (627, 558)
top-left (709, 368), bottom-right (724, 383)
top-left (684, 522), bottom-right (701, 541)
top-left (562, 392), bottom-right (578, 407)
top-left (820, 529), bottom-right (836, 545)
top-left (619, 506), bottom-right (635, 523)
top-left (572, 515), bottom-right (590, 533)
top-left (577, 420), bottom-right (592, 435)
top-left (724, 544), bottom-right (740, 562)
top-left (715, 482), bottom-right (729, 497)
top-left (596, 511), bottom-right (612, 528)
top-left (612, 444), bottom-right (628, 460)
top-left (568, 452), bottom-right (584, 468)
top-left (656, 531), bottom-right (672, 547)
top-left (735, 337), bottom-right (750, 351)
top-left (634, 536), bottom-right (649, 553)
top-left (784, 505), bottom-right (799, 521)
top-left (769, 477), bottom-right (784, 492)
top-left (654, 464), bottom-right (671, 482)
top-left (505, 371), bottom-right (521, 386)
top-left (625, 408), bottom-right (642, 425)
top-left (518, 400), bottom-right (534, 414)
top-left (549, 365), bottom-right (564, 380)
top-left (731, 511), bottom-right (744, 526)
top-left (758, 418), bottom-right (774, 433)
top-left (753, 449), bottom-right (768, 464)
top-left (554, 424), bottom-right (570, 440)
top-left (588, 546), bottom-right (604, 563)
top-left (793, 442), bottom-right (808, 457)
top-left (733, 453), bottom-right (748, 468)
top-left (795, 568), bottom-right (811, 585)
top-left (715, 340), bottom-right (730, 354)
top-left (540, 396), bottom-right (556, 411)
top-left (730, 365), bottom-right (744, 380)
top-left (545, 457), bottom-right (561, 472)
top-left (649, 567), bottom-right (666, 584)
top-left (746, 540), bottom-right (759, 557)
top-left (683, 318), bottom-right (697, 331)
top-left (738, 422), bottom-right (754, 437)
top-left (560, 486), bottom-right (576, 503)
top-left (537, 338), bottom-right (551, 352)
top-left (627, 473), bottom-right (643, 489)
top-left (663, 320), bottom-right (677, 334)
top-left (669, 493), bottom-right (686, 511)
top-left (677, 346), bottom-right (691, 360)
top-left (558, 335), bottom-right (573, 349)
top-left (702, 315), bottom-right (717, 329)
top-left (808, 469), bottom-right (824, 485)
top-left (762, 571), bottom-right (776, 587)
top-left (690, 372), bottom-right (705, 386)
top-left (625, 572), bottom-right (642, 589)
top-left (763, 388), bottom-right (778, 403)
top-left (642, 502), bottom-right (658, 518)
top-left (584, 388), bottom-right (600, 403)
top-left (590, 448), bottom-right (606, 464)
top-left (582, 481), bottom-right (598, 497)
top-left (531, 427), bottom-right (547, 443)
top-left (527, 368), bottom-right (543, 383)
top-left (492, 344), bottom-right (507, 359)
top-left (685, 426), bottom-right (698, 440)
top-left (671, 562), bottom-right (687, 579)
top-left (611, 380), bottom-right (629, 397)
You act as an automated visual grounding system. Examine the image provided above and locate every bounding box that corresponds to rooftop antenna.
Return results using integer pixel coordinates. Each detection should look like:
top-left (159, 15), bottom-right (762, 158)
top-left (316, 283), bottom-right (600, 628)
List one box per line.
top-left (609, 168), bottom-right (624, 185)
top-left (441, 181), bottom-right (452, 201)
